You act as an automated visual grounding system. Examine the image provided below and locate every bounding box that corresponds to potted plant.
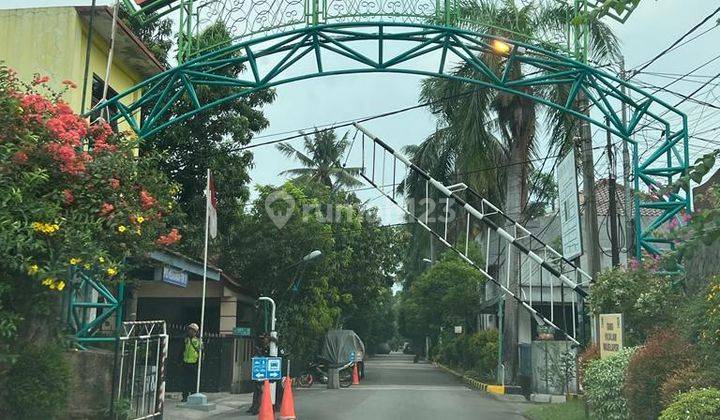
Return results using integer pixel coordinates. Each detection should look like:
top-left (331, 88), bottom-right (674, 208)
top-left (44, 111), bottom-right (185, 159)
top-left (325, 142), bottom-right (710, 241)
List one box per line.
top-left (537, 325), bottom-right (555, 341)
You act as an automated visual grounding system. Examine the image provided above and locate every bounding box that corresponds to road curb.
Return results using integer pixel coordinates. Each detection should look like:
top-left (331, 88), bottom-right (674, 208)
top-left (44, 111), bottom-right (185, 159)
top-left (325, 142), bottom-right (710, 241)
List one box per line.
top-left (433, 362), bottom-right (508, 396)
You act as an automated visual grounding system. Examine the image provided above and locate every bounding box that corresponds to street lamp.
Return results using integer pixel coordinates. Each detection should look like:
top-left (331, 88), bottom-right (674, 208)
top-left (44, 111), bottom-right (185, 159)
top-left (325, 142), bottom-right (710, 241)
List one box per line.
top-left (422, 258), bottom-right (432, 264)
top-left (491, 39), bottom-right (512, 55)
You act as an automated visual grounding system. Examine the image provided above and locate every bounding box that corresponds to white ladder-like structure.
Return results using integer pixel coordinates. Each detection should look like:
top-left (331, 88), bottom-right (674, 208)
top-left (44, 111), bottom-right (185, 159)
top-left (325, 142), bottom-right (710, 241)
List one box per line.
top-left (353, 123), bottom-right (592, 345)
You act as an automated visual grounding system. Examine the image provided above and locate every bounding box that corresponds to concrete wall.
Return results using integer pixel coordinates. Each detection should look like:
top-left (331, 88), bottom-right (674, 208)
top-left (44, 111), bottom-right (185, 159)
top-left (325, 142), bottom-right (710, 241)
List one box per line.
top-left (63, 349), bottom-right (114, 419)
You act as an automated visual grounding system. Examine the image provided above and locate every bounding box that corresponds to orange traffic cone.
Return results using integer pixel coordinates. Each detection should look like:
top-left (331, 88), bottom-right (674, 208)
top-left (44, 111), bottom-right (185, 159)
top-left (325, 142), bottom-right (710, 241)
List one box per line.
top-left (279, 376), bottom-right (297, 420)
top-left (258, 380), bottom-right (274, 420)
top-left (352, 363), bottom-right (360, 385)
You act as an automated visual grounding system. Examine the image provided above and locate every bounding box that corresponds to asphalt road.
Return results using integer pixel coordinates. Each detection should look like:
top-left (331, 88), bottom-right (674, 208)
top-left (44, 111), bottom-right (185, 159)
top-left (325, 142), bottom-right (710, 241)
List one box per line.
top-left (253, 353), bottom-right (529, 420)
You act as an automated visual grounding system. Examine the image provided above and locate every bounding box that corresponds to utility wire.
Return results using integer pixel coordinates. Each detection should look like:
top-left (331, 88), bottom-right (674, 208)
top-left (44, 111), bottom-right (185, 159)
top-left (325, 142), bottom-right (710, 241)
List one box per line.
top-left (627, 5), bottom-right (720, 79)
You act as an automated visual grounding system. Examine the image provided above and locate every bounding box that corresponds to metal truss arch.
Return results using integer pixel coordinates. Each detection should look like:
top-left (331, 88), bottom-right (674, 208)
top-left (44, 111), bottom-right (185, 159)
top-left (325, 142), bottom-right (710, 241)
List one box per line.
top-left (90, 22), bottom-right (690, 259)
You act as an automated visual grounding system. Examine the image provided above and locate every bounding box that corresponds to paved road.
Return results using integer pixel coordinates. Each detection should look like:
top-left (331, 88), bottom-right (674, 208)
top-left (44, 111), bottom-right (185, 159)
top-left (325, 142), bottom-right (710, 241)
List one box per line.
top-left (260, 353), bottom-right (528, 420)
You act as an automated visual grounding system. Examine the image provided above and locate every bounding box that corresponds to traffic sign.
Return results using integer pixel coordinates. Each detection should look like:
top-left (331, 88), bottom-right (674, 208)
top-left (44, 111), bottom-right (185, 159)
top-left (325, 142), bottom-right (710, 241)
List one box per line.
top-left (251, 356), bottom-right (282, 381)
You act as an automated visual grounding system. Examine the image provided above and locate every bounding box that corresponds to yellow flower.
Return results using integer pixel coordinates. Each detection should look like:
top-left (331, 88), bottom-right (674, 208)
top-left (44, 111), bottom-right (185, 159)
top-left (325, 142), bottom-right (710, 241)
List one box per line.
top-left (42, 278), bottom-right (54, 286)
top-left (107, 267), bottom-right (118, 277)
top-left (136, 216), bottom-right (145, 224)
top-left (168, 203), bottom-right (173, 210)
top-left (83, 263), bottom-right (91, 270)
top-left (98, 256), bottom-right (105, 264)
top-left (135, 229), bottom-right (142, 236)
top-left (27, 264), bottom-right (39, 275)
top-left (117, 225), bottom-right (127, 233)
top-left (69, 258), bottom-right (81, 265)
top-left (56, 281), bottom-right (66, 291)
top-left (49, 282), bottom-right (56, 290)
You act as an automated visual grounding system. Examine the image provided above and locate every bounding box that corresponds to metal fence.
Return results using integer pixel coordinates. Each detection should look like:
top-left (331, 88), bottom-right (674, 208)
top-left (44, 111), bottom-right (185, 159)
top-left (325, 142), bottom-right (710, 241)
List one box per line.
top-left (116, 321), bottom-right (168, 420)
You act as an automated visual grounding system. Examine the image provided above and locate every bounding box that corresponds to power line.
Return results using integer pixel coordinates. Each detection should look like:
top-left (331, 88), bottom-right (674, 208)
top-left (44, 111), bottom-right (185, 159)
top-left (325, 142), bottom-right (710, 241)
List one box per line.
top-left (627, 5), bottom-right (720, 79)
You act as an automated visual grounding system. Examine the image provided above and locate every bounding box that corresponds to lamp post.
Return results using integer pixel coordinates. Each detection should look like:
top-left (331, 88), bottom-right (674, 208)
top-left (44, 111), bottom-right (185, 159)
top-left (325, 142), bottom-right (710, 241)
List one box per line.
top-left (257, 250), bottom-right (321, 403)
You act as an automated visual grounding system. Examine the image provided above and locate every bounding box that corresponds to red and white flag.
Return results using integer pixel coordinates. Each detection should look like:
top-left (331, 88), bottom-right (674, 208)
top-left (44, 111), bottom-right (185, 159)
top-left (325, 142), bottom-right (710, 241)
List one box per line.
top-left (206, 171), bottom-right (218, 239)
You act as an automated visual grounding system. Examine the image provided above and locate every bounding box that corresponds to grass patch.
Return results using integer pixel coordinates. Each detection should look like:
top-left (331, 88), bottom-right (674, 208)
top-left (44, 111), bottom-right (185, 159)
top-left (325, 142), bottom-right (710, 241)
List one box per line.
top-left (524, 400), bottom-right (586, 420)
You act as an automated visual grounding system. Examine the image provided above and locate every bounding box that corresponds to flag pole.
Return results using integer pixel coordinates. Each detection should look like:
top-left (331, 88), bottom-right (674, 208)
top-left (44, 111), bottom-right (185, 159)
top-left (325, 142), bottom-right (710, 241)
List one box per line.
top-left (196, 169), bottom-right (211, 394)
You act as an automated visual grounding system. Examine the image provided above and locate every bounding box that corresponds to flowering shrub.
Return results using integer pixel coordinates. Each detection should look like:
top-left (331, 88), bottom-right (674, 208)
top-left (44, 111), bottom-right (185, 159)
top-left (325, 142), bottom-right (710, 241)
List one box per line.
top-left (0, 64), bottom-right (179, 341)
top-left (624, 330), bottom-right (691, 420)
top-left (584, 346), bottom-right (637, 420)
top-left (660, 364), bottom-right (716, 408)
top-left (577, 344), bottom-right (599, 392)
top-left (589, 262), bottom-right (676, 345)
top-left (659, 388), bottom-right (720, 420)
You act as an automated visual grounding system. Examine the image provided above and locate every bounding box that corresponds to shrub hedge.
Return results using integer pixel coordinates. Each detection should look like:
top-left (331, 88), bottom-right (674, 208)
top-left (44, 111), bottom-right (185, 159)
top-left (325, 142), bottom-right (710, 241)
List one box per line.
top-left (584, 346), bottom-right (637, 420)
top-left (659, 388), bottom-right (720, 420)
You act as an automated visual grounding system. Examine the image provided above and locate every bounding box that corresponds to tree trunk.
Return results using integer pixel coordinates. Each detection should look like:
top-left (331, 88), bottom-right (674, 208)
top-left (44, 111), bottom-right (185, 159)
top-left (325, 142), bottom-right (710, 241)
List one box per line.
top-left (501, 140), bottom-right (525, 384)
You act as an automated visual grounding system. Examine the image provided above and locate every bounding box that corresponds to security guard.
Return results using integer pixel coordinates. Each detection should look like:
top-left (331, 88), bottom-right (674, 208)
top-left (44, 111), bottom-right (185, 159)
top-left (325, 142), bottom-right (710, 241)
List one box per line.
top-left (181, 323), bottom-right (201, 402)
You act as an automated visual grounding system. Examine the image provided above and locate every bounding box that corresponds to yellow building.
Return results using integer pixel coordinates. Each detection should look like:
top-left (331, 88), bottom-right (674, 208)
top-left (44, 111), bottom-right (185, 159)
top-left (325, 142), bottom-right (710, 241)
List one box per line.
top-left (0, 5), bottom-right (163, 127)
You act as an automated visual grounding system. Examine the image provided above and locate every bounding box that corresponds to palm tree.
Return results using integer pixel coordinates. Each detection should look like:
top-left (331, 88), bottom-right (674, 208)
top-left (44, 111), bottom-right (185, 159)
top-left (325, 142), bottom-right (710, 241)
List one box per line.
top-left (277, 129), bottom-right (363, 189)
top-left (402, 0), bottom-right (620, 381)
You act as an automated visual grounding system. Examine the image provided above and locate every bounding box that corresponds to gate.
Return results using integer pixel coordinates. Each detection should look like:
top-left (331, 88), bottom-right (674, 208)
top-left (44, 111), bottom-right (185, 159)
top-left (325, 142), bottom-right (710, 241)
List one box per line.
top-left (115, 321), bottom-right (168, 419)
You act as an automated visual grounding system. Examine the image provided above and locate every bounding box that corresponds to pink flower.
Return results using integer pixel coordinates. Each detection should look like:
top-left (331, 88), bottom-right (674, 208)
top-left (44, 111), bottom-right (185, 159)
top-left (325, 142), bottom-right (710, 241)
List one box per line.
top-left (12, 151), bottom-right (28, 164)
top-left (629, 259), bottom-right (640, 270)
top-left (32, 75), bottom-right (50, 85)
top-left (682, 213), bottom-right (692, 223)
top-left (109, 178), bottom-right (121, 189)
top-left (156, 228), bottom-right (181, 246)
top-left (99, 202), bottom-right (114, 216)
top-left (63, 189), bottom-right (74, 205)
top-left (140, 190), bottom-right (156, 210)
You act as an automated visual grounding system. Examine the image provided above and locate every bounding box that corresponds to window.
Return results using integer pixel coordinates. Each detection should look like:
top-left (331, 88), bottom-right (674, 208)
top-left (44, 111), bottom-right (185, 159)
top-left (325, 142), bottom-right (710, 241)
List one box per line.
top-left (90, 74), bottom-right (119, 132)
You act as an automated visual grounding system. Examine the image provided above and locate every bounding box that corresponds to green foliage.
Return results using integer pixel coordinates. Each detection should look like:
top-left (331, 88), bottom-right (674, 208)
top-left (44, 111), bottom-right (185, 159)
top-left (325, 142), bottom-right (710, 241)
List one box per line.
top-left (588, 264), bottom-right (677, 345)
top-left (0, 64), bottom-right (178, 352)
top-left (434, 329), bottom-right (498, 380)
top-left (276, 129), bottom-right (363, 189)
top-left (659, 388), bottom-right (720, 420)
top-left (399, 247), bottom-right (485, 345)
top-left (584, 346), bottom-right (637, 420)
top-left (661, 364), bottom-right (717, 409)
top-left (3, 344), bottom-right (70, 419)
top-left (139, 21), bottom-right (275, 252)
top-left (624, 330), bottom-right (691, 420)
top-left (222, 181), bottom-right (403, 366)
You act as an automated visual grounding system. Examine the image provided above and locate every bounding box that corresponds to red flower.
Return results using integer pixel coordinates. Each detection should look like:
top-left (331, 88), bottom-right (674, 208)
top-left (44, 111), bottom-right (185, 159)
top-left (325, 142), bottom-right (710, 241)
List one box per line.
top-left (109, 178), bottom-right (121, 189)
top-left (156, 228), bottom-right (181, 246)
top-left (63, 189), bottom-right (74, 205)
top-left (12, 151), bottom-right (28, 165)
top-left (140, 190), bottom-right (156, 210)
top-left (99, 202), bottom-right (115, 216)
top-left (32, 75), bottom-right (50, 85)
top-left (62, 80), bottom-right (78, 89)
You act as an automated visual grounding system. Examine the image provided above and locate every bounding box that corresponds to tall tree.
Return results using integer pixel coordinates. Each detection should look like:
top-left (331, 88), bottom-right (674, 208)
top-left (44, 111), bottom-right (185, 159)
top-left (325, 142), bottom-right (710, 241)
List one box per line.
top-left (405, 0), bottom-right (619, 381)
top-left (134, 22), bottom-right (276, 251)
top-left (277, 129), bottom-right (363, 189)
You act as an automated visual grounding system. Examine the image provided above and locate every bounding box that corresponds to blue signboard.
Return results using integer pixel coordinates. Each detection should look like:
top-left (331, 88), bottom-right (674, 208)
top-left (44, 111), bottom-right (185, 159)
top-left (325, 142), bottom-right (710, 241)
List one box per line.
top-left (233, 327), bottom-right (252, 337)
top-left (162, 266), bottom-right (188, 288)
top-left (252, 357), bottom-right (282, 381)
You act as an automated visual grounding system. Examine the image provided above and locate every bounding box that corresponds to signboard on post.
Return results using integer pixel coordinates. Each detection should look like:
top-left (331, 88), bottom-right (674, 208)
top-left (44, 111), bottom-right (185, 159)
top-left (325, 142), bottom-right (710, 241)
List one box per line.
top-left (454, 326), bottom-right (463, 334)
top-left (162, 266), bottom-right (188, 288)
top-left (599, 313), bottom-right (624, 359)
top-left (233, 327), bottom-right (251, 337)
top-left (251, 356), bottom-right (282, 381)
top-left (557, 151), bottom-right (583, 260)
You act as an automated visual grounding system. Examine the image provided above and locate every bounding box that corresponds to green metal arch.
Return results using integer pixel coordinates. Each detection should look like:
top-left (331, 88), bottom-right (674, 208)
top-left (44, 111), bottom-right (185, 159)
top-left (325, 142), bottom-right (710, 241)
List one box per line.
top-left (90, 22), bottom-right (690, 259)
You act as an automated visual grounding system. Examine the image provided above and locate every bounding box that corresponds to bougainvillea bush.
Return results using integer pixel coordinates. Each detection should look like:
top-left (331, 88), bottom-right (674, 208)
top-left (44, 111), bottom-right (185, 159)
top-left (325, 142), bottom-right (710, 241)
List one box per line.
top-left (0, 64), bottom-right (180, 345)
top-left (583, 346), bottom-right (637, 420)
top-left (624, 330), bottom-right (691, 420)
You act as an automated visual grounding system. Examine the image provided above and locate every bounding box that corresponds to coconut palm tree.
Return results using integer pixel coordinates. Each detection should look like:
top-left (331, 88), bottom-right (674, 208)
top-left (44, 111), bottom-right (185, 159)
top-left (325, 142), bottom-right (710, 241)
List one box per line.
top-left (401, 0), bottom-right (620, 381)
top-left (277, 129), bottom-right (363, 189)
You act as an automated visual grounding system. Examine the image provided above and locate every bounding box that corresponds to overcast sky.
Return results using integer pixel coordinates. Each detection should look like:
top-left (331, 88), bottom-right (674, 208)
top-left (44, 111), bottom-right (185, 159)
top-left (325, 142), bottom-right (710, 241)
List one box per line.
top-left (3, 1), bottom-right (719, 224)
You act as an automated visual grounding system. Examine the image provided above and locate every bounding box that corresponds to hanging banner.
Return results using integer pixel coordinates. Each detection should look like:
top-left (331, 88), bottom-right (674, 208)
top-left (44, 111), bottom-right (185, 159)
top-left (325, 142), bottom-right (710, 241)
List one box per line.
top-left (557, 151), bottom-right (583, 260)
